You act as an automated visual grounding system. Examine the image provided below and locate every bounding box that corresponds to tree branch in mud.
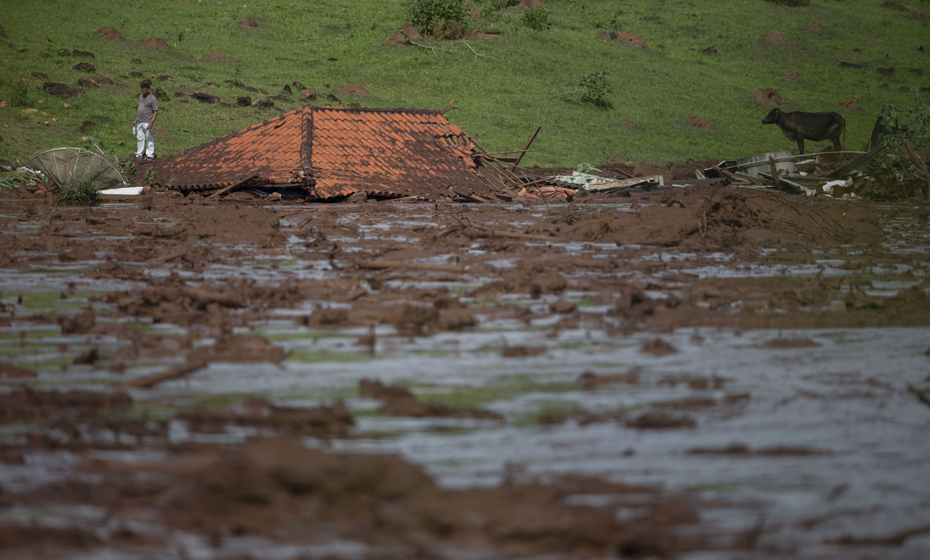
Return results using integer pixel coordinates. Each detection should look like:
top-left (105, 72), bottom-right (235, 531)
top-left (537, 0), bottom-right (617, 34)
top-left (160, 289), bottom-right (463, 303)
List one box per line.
top-left (121, 359), bottom-right (207, 389)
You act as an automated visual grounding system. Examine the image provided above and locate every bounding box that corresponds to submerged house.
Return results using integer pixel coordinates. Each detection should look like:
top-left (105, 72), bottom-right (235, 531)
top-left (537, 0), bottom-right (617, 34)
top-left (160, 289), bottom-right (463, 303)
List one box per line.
top-left (134, 105), bottom-right (519, 201)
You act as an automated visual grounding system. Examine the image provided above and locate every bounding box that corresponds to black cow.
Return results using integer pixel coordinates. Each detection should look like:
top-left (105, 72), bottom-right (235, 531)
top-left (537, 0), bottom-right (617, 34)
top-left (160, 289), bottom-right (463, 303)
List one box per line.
top-left (762, 108), bottom-right (845, 154)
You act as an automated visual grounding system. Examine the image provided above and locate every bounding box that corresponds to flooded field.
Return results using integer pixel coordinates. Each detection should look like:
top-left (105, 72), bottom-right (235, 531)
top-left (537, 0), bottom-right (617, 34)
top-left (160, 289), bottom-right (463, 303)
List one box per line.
top-left (1, 186), bottom-right (929, 559)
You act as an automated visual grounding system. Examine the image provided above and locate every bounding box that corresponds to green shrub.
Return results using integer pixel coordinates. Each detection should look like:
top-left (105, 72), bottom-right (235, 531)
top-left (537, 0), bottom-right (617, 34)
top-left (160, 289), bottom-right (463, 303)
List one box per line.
top-left (6, 81), bottom-right (31, 107)
top-left (879, 90), bottom-right (930, 156)
top-left (871, 90), bottom-right (930, 199)
top-left (562, 71), bottom-right (613, 109)
top-left (58, 179), bottom-right (102, 204)
top-left (488, 0), bottom-right (519, 9)
top-left (521, 8), bottom-right (549, 31)
top-left (406, 0), bottom-right (466, 38)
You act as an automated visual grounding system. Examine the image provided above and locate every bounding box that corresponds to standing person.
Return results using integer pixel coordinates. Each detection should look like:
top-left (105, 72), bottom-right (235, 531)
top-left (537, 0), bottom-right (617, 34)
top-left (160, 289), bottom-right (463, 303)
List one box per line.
top-left (132, 80), bottom-right (158, 160)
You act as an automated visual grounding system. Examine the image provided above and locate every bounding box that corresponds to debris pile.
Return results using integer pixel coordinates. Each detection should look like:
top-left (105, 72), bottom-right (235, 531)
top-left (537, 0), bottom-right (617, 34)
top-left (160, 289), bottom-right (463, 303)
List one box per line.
top-left (705, 142), bottom-right (929, 200)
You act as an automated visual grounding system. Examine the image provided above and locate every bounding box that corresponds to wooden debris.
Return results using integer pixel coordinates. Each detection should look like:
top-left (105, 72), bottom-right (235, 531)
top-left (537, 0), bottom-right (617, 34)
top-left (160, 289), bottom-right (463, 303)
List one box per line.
top-left (121, 359), bottom-right (206, 389)
top-left (207, 174), bottom-right (259, 199)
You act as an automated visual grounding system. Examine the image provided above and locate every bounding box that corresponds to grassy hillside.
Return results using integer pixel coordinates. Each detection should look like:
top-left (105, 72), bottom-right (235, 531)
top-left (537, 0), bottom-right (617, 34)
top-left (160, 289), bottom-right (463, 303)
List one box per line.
top-left (1, 0), bottom-right (928, 169)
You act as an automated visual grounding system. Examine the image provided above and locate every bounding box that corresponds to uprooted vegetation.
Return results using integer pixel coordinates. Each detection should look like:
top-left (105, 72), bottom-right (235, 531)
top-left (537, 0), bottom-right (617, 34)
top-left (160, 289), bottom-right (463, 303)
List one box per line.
top-left (869, 90), bottom-right (930, 200)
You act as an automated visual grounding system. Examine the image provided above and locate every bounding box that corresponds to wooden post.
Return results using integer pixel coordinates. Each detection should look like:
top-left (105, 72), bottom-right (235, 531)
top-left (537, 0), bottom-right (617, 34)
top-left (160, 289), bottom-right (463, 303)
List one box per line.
top-left (513, 127), bottom-right (541, 167)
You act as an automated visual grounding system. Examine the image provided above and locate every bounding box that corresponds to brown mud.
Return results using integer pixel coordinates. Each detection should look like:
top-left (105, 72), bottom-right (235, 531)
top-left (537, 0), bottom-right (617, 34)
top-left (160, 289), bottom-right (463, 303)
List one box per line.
top-left (1, 185), bottom-right (929, 558)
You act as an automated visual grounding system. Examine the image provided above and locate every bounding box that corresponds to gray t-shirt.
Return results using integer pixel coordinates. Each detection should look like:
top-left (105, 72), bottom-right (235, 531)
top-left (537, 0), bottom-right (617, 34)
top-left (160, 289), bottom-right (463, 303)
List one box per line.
top-left (136, 94), bottom-right (159, 124)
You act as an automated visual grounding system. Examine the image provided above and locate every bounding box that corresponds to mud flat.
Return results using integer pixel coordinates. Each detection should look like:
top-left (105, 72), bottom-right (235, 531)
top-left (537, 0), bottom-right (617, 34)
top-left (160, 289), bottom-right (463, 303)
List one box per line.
top-left (1, 186), bottom-right (929, 559)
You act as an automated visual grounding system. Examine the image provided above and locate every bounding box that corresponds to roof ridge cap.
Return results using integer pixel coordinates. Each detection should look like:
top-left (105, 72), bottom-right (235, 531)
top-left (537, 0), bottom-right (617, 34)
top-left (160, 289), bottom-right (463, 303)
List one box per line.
top-left (310, 105), bottom-right (444, 115)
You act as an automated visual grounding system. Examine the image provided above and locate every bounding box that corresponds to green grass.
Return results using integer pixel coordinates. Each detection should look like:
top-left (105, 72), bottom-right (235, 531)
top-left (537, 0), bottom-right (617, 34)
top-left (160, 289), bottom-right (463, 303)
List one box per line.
top-left (11, 291), bottom-right (99, 312)
top-left (260, 329), bottom-right (352, 341)
top-left (415, 376), bottom-right (580, 408)
top-left (1, 0), bottom-right (928, 168)
top-left (0, 329), bottom-right (61, 340)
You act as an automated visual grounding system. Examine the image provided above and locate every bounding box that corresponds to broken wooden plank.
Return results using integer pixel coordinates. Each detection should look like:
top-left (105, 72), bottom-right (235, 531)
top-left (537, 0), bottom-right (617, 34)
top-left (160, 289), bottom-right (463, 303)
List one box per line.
top-left (513, 126), bottom-right (541, 167)
top-left (476, 165), bottom-right (513, 192)
top-left (826, 145), bottom-right (884, 179)
top-left (586, 175), bottom-right (663, 192)
top-left (758, 172), bottom-right (807, 195)
top-left (208, 174), bottom-right (259, 199)
top-left (768, 156), bottom-right (783, 192)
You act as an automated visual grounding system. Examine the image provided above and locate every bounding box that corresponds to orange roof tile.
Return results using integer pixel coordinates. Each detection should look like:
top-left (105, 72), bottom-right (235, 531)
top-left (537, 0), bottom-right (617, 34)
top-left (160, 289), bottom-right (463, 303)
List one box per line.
top-left (136, 106), bottom-right (500, 200)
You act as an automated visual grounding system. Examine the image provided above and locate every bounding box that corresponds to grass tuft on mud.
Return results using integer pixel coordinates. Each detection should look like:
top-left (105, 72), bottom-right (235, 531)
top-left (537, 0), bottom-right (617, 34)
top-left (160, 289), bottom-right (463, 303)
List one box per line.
top-left (57, 179), bottom-right (102, 204)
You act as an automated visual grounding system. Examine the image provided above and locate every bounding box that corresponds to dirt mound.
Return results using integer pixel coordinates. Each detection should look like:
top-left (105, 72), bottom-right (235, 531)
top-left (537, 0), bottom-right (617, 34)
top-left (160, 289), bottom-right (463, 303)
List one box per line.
top-left (140, 37), bottom-right (171, 50)
top-left (839, 97), bottom-right (861, 110)
top-left (360, 379), bottom-right (503, 419)
top-left (564, 187), bottom-right (883, 249)
top-left (641, 337), bottom-right (678, 356)
top-left (765, 30), bottom-right (785, 40)
top-left (239, 17), bottom-right (258, 27)
top-left (176, 204), bottom-right (282, 244)
top-left (192, 333), bottom-right (287, 363)
top-left (43, 81), bottom-right (85, 99)
top-left (205, 50), bottom-right (236, 62)
top-left (180, 399), bottom-right (354, 435)
top-left (667, 158), bottom-right (719, 179)
top-left (0, 387), bottom-right (131, 423)
top-left (0, 361), bottom-right (36, 379)
top-left (598, 31), bottom-right (649, 50)
top-left (391, 22), bottom-right (424, 44)
top-left (98, 26), bottom-right (125, 41)
top-left (777, 71), bottom-right (804, 82)
top-left (749, 87), bottom-right (782, 108)
top-left (88, 74), bottom-right (113, 85)
top-left (685, 114), bottom-right (710, 129)
top-left (144, 437), bottom-right (698, 555)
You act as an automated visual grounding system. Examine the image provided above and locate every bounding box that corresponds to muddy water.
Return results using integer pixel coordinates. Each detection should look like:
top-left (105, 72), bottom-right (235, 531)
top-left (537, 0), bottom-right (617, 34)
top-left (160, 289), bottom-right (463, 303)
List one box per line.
top-left (1, 188), bottom-right (929, 559)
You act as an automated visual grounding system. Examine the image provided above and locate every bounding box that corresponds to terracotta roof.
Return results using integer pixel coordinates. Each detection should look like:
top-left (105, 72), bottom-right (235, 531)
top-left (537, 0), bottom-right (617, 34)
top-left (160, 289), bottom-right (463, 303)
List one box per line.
top-left (137, 106), bottom-right (501, 200)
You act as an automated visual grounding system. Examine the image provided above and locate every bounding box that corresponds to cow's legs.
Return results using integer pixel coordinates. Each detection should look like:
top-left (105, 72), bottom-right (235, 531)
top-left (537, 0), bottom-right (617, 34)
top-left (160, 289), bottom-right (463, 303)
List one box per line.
top-left (797, 138), bottom-right (805, 155)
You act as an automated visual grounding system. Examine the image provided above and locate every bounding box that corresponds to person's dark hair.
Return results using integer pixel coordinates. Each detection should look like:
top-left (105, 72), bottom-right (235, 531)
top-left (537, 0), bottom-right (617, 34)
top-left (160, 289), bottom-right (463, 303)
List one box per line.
top-left (140, 80), bottom-right (151, 89)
